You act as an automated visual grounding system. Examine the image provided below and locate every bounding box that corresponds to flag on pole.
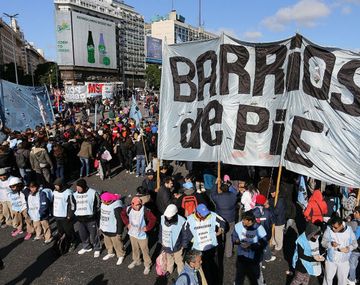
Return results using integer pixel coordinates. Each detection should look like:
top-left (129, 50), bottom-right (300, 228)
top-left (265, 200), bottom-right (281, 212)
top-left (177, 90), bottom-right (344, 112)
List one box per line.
top-left (36, 95), bottom-right (47, 126)
top-left (297, 175), bottom-right (308, 210)
top-left (129, 95), bottom-right (142, 127)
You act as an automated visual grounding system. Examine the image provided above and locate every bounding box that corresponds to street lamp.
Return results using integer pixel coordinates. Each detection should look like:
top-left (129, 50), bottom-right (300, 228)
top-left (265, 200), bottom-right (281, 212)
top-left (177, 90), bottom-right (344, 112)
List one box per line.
top-left (3, 13), bottom-right (19, 85)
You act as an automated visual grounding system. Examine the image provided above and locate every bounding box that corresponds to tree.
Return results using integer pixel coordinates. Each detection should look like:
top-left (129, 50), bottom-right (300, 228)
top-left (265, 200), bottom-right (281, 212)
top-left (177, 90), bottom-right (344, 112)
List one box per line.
top-left (145, 64), bottom-right (161, 90)
top-left (34, 62), bottom-right (59, 87)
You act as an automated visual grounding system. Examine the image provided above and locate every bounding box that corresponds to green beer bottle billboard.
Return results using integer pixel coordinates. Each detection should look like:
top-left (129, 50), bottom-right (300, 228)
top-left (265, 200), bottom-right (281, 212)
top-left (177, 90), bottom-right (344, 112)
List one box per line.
top-left (87, 30), bottom-right (95, 64)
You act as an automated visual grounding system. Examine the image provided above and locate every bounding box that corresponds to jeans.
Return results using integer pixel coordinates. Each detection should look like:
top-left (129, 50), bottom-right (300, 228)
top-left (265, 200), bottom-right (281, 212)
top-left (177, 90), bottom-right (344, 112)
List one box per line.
top-left (79, 157), bottom-right (89, 177)
top-left (349, 251), bottom-right (360, 282)
top-left (136, 155), bottom-right (146, 176)
top-left (56, 165), bottom-right (64, 180)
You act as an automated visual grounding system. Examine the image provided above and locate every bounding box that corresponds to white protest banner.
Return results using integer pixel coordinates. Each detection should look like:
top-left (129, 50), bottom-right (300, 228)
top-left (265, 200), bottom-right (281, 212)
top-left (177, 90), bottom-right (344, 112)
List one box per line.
top-left (158, 34), bottom-right (360, 187)
top-left (64, 85), bottom-right (87, 103)
top-left (85, 82), bottom-right (113, 99)
top-left (102, 83), bottom-right (114, 99)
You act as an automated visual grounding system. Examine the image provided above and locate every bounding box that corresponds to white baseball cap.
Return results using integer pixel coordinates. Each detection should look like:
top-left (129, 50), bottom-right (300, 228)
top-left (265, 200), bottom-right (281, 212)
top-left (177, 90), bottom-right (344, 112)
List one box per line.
top-left (164, 204), bottom-right (178, 218)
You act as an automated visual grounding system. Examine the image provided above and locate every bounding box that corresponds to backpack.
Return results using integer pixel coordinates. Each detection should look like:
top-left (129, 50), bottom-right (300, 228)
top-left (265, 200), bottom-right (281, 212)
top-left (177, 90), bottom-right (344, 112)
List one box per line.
top-left (181, 195), bottom-right (198, 217)
top-left (325, 197), bottom-right (336, 217)
top-left (155, 250), bottom-right (167, 276)
top-left (52, 233), bottom-right (70, 256)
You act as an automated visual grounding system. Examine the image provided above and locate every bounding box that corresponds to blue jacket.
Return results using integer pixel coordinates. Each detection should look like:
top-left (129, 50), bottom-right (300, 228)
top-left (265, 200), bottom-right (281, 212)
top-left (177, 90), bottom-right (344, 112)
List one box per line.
top-left (269, 197), bottom-right (286, 226)
top-left (252, 205), bottom-right (274, 240)
top-left (211, 191), bottom-right (238, 223)
top-left (175, 263), bottom-right (200, 285)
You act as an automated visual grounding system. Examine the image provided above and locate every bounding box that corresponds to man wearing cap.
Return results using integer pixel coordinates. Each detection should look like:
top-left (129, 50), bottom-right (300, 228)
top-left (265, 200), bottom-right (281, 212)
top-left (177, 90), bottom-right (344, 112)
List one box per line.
top-left (142, 169), bottom-right (156, 193)
top-left (159, 204), bottom-right (186, 275)
top-left (121, 196), bottom-right (156, 275)
top-left (8, 177), bottom-right (32, 240)
top-left (184, 203), bottom-right (226, 285)
top-left (176, 182), bottom-right (208, 218)
top-left (74, 179), bottom-right (101, 258)
top-left (0, 167), bottom-right (14, 227)
top-left (53, 178), bottom-right (76, 251)
top-left (99, 192), bottom-right (126, 265)
top-left (252, 194), bottom-right (275, 263)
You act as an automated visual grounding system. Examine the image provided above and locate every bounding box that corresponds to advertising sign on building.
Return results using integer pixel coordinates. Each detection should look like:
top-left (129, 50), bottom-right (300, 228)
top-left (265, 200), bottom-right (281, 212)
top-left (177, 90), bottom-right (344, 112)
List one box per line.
top-left (72, 11), bottom-right (117, 69)
top-left (146, 36), bottom-right (162, 64)
top-left (55, 11), bottom-right (74, 65)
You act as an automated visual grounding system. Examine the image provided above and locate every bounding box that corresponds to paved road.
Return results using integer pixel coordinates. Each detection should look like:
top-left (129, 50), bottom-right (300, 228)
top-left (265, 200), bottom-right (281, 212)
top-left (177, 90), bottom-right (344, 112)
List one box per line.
top-left (0, 165), bottom-right (324, 285)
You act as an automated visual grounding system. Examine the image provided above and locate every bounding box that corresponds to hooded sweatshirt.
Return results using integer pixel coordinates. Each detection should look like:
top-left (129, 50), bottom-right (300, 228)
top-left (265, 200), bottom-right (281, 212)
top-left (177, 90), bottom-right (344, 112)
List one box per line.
top-left (303, 190), bottom-right (327, 224)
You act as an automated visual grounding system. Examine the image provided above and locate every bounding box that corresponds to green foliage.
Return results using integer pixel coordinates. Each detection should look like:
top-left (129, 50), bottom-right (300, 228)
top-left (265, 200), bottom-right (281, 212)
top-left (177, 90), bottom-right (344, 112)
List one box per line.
top-left (145, 64), bottom-right (161, 90)
top-left (0, 62), bottom-right (60, 87)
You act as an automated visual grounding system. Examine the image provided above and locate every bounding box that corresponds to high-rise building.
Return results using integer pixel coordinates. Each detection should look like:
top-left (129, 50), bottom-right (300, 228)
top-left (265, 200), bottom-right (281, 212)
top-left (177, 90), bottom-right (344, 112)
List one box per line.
top-left (0, 17), bottom-right (46, 78)
top-left (150, 10), bottom-right (216, 45)
top-left (54, 0), bottom-right (145, 87)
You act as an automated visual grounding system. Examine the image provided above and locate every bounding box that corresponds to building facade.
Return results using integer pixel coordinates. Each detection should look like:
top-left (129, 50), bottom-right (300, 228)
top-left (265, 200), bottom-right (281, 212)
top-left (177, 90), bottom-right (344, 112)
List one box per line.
top-left (150, 10), bottom-right (217, 45)
top-left (54, 0), bottom-right (145, 87)
top-left (0, 17), bottom-right (46, 81)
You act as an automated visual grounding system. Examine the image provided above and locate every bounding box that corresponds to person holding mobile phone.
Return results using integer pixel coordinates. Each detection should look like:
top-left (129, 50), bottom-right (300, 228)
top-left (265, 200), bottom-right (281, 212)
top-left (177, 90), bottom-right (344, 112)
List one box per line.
top-left (291, 223), bottom-right (324, 285)
top-left (322, 216), bottom-right (358, 285)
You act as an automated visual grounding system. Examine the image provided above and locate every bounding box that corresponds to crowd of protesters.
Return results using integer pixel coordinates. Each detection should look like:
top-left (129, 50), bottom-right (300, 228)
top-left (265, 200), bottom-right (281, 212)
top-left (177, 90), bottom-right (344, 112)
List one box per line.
top-left (0, 93), bottom-right (359, 285)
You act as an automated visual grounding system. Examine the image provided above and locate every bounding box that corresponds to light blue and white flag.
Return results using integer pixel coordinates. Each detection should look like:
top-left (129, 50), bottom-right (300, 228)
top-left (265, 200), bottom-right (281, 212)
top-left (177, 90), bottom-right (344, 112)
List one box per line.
top-left (129, 95), bottom-right (142, 127)
top-left (297, 175), bottom-right (308, 210)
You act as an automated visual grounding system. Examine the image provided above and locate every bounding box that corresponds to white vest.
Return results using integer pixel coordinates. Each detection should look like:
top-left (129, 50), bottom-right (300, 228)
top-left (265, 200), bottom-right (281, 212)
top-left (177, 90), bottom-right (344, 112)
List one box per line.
top-left (100, 200), bottom-right (122, 233)
top-left (74, 188), bottom-right (96, 216)
top-left (128, 206), bottom-right (147, 239)
top-left (9, 191), bottom-right (27, 212)
top-left (28, 192), bottom-right (40, 221)
top-left (53, 189), bottom-right (73, 218)
top-left (0, 176), bottom-right (14, 202)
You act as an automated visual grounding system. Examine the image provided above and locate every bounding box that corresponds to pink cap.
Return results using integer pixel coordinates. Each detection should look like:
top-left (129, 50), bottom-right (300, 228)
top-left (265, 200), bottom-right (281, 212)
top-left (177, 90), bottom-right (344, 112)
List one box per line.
top-left (223, 175), bottom-right (230, 182)
top-left (100, 192), bottom-right (120, 202)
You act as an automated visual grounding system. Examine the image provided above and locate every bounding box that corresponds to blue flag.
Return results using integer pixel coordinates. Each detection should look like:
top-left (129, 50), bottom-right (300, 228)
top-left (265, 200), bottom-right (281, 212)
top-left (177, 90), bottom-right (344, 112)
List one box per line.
top-left (297, 175), bottom-right (308, 210)
top-left (129, 95), bottom-right (142, 127)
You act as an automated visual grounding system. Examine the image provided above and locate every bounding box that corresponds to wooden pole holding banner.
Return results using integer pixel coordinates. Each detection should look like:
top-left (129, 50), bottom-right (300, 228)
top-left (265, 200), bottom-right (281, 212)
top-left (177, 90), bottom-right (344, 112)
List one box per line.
top-left (271, 165), bottom-right (283, 247)
top-left (217, 160), bottom-right (221, 193)
top-left (357, 188), bottom-right (360, 206)
top-left (274, 165), bottom-right (283, 207)
top-left (156, 159), bottom-right (160, 191)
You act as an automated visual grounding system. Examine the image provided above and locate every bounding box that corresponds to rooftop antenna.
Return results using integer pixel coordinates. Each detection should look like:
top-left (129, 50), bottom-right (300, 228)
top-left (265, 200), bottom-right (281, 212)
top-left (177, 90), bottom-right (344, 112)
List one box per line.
top-left (172, 0), bottom-right (174, 10)
top-left (198, 0), bottom-right (202, 27)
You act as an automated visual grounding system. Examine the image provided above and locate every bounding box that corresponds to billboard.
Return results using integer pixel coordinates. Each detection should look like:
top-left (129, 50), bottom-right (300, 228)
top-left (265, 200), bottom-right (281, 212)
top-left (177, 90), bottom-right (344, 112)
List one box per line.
top-left (55, 11), bottom-right (74, 65)
top-left (146, 36), bottom-right (162, 64)
top-left (72, 11), bottom-right (117, 69)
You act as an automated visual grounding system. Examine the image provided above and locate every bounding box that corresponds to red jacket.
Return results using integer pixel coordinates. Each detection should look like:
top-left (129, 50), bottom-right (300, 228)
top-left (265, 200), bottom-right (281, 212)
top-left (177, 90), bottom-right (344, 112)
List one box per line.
top-left (120, 206), bottom-right (156, 232)
top-left (303, 190), bottom-right (328, 223)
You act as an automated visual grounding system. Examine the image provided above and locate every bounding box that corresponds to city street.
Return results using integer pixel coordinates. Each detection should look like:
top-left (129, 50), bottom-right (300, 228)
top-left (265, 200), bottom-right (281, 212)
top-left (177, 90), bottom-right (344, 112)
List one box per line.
top-left (0, 166), bottom-right (321, 285)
